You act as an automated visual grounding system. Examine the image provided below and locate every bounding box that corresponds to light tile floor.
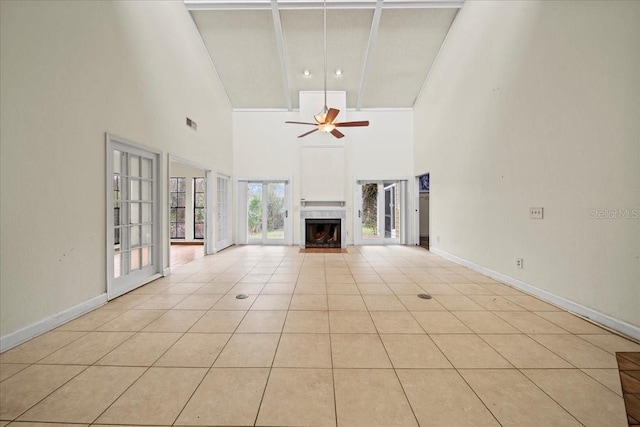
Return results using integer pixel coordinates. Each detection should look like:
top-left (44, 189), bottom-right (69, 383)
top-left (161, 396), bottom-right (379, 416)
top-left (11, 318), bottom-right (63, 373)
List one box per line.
top-left (1, 245), bottom-right (639, 426)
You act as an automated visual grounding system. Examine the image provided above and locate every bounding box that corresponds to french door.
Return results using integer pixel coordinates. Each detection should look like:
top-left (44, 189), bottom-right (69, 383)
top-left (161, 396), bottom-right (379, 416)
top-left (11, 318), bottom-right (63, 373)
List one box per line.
top-left (216, 173), bottom-right (232, 251)
top-left (354, 180), bottom-right (406, 245)
top-left (246, 181), bottom-right (290, 245)
top-left (107, 135), bottom-right (162, 299)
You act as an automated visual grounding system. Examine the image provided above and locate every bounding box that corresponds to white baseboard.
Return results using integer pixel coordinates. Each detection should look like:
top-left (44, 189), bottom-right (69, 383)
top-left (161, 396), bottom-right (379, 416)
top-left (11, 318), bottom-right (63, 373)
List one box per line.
top-left (0, 293), bottom-right (108, 353)
top-left (430, 247), bottom-right (640, 342)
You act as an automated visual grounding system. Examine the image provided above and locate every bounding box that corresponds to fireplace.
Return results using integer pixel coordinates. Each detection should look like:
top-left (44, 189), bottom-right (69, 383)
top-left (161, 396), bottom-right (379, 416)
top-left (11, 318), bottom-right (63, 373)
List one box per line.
top-left (299, 202), bottom-right (347, 248)
top-left (305, 219), bottom-right (341, 248)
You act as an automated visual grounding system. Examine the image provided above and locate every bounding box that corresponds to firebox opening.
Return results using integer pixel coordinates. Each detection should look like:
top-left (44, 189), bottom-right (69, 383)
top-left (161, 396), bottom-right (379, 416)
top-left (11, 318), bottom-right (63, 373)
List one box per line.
top-left (305, 219), bottom-right (341, 248)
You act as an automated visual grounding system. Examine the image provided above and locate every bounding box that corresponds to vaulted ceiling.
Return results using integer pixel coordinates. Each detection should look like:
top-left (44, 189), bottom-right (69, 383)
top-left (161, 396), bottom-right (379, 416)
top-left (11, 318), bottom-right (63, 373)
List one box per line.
top-left (185, 0), bottom-right (462, 110)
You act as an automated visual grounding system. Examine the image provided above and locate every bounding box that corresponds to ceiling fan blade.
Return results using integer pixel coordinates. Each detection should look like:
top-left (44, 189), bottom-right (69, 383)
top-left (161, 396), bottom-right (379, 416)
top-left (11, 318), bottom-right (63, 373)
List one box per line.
top-left (330, 129), bottom-right (345, 139)
top-left (298, 128), bottom-right (319, 138)
top-left (334, 121), bottom-right (369, 127)
top-left (285, 121), bottom-right (317, 126)
top-left (325, 108), bottom-right (340, 124)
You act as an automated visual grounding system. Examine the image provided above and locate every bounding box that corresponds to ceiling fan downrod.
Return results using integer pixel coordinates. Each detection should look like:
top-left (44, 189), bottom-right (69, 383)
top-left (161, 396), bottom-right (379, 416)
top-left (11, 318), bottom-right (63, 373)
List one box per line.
top-left (284, 0), bottom-right (370, 139)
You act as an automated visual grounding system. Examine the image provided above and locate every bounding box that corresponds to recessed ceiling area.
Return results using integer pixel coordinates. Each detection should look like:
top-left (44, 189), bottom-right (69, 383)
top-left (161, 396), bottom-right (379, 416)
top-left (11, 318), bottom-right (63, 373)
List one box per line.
top-left (186, 0), bottom-right (461, 110)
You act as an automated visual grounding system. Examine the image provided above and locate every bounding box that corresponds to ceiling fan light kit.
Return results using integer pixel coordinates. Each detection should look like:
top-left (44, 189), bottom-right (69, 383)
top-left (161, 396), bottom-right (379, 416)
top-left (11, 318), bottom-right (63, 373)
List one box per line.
top-left (286, 0), bottom-right (369, 139)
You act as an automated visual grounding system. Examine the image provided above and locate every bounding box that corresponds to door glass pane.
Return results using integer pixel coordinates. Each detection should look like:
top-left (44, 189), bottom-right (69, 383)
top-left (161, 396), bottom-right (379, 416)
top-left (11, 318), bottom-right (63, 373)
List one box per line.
top-left (247, 183), bottom-right (262, 240)
top-left (142, 203), bottom-right (152, 223)
top-left (141, 181), bottom-right (152, 201)
top-left (129, 155), bottom-right (140, 177)
top-left (385, 187), bottom-right (392, 238)
top-left (130, 249), bottom-right (140, 270)
top-left (266, 183), bottom-right (285, 240)
top-left (130, 226), bottom-right (140, 247)
top-left (362, 183), bottom-right (379, 239)
top-left (142, 225), bottom-right (152, 244)
top-left (130, 179), bottom-right (140, 200)
top-left (113, 176), bottom-right (122, 245)
top-left (114, 252), bottom-right (122, 278)
top-left (141, 158), bottom-right (152, 178)
top-left (113, 150), bottom-right (121, 174)
top-left (131, 203), bottom-right (140, 224)
top-left (141, 246), bottom-right (151, 267)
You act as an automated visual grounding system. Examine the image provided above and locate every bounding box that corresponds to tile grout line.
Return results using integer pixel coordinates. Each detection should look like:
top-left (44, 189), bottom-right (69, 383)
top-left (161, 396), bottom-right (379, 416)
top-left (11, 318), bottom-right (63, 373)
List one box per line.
top-left (3, 246), bottom-right (635, 426)
top-left (90, 280), bottom-right (218, 425)
top-left (251, 252), bottom-right (298, 427)
top-left (329, 252), bottom-right (341, 427)
top-left (418, 297), bottom-right (507, 427)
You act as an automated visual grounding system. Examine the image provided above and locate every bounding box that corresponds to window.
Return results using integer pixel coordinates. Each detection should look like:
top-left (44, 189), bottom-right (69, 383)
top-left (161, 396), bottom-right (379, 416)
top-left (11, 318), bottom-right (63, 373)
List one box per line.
top-left (194, 177), bottom-right (205, 239)
top-left (170, 177), bottom-right (186, 239)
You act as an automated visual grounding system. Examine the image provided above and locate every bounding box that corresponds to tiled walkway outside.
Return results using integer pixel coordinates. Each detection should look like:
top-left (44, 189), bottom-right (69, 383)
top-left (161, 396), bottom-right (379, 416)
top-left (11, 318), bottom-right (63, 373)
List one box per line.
top-left (1, 245), bottom-right (639, 426)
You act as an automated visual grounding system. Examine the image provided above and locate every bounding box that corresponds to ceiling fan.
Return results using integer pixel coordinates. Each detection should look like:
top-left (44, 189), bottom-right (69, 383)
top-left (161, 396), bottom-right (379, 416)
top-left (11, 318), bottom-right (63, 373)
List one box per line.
top-left (285, 0), bottom-right (369, 139)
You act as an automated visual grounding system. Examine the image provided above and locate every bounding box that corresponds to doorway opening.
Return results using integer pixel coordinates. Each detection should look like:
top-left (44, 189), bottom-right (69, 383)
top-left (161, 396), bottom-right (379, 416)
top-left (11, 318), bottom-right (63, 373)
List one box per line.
top-left (168, 159), bottom-right (210, 268)
top-left (417, 173), bottom-right (430, 250)
top-left (355, 179), bottom-right (407, 245)
top-left (237, 179), bottom-right (292, 245)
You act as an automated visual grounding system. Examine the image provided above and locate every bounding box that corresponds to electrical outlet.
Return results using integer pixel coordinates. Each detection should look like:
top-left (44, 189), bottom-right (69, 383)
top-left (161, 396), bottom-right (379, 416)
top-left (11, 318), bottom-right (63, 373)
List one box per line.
top-left (516, 258), bottom-right (523, 269)
top-left (530, 207), bottom-right (544, 219)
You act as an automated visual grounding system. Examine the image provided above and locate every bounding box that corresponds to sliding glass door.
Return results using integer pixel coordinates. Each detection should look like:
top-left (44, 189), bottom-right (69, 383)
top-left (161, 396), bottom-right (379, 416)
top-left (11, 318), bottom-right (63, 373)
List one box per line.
top-left (247, 181), bottom-right (289, 244)
top-left (355, 180), bottom-right (405, 245)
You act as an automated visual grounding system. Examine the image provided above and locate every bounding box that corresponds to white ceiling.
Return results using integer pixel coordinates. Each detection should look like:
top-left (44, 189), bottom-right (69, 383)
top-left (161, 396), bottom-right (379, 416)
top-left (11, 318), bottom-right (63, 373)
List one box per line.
top-left (185, 0), bottom-right (462, 110)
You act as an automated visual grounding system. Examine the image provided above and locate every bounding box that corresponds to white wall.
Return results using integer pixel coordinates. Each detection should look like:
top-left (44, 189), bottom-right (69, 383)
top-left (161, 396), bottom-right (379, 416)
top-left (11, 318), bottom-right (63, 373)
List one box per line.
top-left (233, 109), bottom-right (414, 244)
top-left (414, 1), bottom-right (640, 331)
top-left (0, 1), bottom-right (232, 338)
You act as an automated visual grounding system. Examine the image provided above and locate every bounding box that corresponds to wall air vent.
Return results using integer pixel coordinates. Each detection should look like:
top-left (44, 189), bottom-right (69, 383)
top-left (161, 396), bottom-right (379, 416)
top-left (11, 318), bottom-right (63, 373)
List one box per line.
top-left (186, 117), bottom-right (197, 131)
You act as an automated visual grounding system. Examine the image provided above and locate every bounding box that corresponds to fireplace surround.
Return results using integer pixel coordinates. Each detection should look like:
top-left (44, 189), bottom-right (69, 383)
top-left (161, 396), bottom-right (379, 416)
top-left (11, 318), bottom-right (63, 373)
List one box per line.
top-left (299, 201), bottom-right (347, 248)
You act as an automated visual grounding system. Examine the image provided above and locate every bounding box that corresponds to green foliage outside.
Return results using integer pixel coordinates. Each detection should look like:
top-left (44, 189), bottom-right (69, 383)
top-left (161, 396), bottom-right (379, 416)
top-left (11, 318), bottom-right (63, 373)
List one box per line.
top-left (248, 183), bottom-right (285, 239)
top-left (248, 196), bottom-right (262, 235)
top-left (362, 183), bottom-right (378, 235)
